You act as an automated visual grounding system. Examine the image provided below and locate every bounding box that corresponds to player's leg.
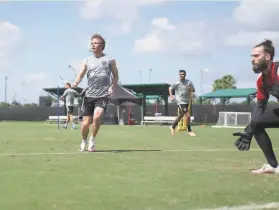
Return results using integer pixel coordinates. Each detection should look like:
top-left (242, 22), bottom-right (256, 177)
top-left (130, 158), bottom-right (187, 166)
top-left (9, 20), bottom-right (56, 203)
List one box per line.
top-left (68, 106), bottom-right (76, 129)
top-left (87, 98), bottom-right (108, 152)
top-left (170, 104), bottom-right (186, 136)
top-left (250, 107), bottom-right (279, 173)
top-left (63, 107), bottom-right (71, 128)
top-left (185, 111), bottom-right (196, 136)
top-left (80, 98), bottom-right (93, 151)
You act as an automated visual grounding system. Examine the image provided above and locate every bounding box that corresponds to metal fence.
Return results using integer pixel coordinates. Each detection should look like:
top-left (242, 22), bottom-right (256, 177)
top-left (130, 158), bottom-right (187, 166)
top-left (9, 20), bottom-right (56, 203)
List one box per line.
top-left (1, 104), bottom-right (278, 125)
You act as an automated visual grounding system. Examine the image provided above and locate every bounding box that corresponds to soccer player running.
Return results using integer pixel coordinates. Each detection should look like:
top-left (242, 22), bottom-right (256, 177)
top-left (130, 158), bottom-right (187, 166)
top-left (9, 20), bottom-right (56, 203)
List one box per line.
top-left (169, 70), bottom-right (196, 137)
top-left (60, 82), bottom-right (79, 129)
top-left (73, 34), bottom-right (119, 152)
top-left (233, 39), bottom-right (279, 174)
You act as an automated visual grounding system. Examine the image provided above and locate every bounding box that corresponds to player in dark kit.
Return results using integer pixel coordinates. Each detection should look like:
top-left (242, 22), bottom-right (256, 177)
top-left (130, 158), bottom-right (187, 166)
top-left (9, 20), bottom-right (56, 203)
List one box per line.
top-left (233, 39), bottom-right (279, 174)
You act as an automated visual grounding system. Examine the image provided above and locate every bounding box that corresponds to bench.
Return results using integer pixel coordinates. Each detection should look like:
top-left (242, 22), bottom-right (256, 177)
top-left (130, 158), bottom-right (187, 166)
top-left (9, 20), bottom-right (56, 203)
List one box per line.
top-left (141, 116), bottom-right (177, 125)
top-left (46, 116), bottom-right (79, 124)
top-left (141, 116), bottom-right (195, 125)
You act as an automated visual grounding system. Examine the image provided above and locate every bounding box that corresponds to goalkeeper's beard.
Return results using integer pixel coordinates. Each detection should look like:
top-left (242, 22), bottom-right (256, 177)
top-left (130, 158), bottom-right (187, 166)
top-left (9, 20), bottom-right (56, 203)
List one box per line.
top-left (252, 60), bottom-right (268, 74)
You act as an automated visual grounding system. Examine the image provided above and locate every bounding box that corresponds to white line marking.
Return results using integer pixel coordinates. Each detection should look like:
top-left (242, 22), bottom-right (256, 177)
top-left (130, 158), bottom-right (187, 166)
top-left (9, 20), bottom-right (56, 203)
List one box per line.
top-left (0, 148), bottom-right (278, 157)
top-left (9, 137), bottom-right (56, 140)
top-left (198, 202), bottom-right (279, 210)
top-left (163, 148), bottom-right (278, 152)
top-left (42, 137), bottom-right (55, 140)
top-left (0, 152), bottom-right (83, 157)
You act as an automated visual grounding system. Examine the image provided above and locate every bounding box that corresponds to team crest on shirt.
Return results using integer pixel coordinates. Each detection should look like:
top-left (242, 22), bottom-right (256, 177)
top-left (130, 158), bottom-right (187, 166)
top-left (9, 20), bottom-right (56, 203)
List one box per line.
top-left (102, 61), bottom-right (107, 66)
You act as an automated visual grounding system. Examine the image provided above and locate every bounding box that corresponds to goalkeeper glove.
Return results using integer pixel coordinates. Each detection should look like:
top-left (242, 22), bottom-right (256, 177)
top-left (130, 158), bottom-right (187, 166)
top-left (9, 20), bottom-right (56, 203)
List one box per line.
top-left (233, 131), bottom-right (252, 151)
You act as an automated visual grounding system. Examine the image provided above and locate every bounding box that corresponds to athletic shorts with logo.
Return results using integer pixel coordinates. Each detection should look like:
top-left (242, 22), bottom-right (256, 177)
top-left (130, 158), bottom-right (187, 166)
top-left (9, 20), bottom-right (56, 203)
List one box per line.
top-left (67, 106), bottom-right (74, 114)
top-left (82, 97), bottom-right (110, 116)
top-left (177, 104), bottom-right (189, 114)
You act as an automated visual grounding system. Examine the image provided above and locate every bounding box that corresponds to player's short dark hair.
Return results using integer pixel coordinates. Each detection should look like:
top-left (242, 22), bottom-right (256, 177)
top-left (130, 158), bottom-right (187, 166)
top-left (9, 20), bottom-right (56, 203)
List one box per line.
top-left (65, 82), bottom-right (71, 87)
top-left (254, 39), bottom-right (275, 60)
top-left (91, 34), bottom-right (106, 50)
top-left (179, 70), bottom-right (186, 75)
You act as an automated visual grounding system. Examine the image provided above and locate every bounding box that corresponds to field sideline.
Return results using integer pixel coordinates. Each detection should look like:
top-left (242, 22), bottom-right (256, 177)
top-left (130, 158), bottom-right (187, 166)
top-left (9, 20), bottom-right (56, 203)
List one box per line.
top-left (0, 122), bottom-right (279, 210)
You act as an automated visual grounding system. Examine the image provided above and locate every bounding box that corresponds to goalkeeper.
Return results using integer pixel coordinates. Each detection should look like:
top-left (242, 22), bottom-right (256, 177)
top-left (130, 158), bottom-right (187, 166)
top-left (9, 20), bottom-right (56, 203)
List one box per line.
top-left (169, 70), bottom-right (196, 137)
top-left (233, 39), bottom-right (279, 174)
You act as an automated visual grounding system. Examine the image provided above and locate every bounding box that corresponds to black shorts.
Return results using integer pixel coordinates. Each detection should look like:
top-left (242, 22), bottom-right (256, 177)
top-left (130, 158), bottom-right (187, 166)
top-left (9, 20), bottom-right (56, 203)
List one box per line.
top-left (67, 106), bottom-right (74, 114)
top-left (177, 104), bottom-right (189, 114)
top-left (82, 97), bottom-right (109, 117)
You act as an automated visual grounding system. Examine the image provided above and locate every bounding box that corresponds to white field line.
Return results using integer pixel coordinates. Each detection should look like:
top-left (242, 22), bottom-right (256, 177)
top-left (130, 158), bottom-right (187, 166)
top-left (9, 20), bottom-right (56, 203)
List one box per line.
top-left (198, 202), bottom-right (279, 210)
top-left (0, 148), bottom-right (278, 157)
top-left (8, 137), bottom-right (55, 140)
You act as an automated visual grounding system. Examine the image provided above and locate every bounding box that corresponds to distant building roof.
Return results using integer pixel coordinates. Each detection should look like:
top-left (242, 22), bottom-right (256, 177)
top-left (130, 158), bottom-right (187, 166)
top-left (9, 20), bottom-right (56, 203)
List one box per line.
top-left (122, 83), bottom-right (170, 96)
top-left (200, 88), bottom-right (257, 99)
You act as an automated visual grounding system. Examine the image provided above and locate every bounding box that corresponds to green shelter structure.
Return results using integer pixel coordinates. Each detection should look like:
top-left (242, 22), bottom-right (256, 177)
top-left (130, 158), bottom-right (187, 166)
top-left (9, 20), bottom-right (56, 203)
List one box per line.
top-left (43, 84), bottom-right (142, 115)
top-left (199, 88), bottom-right (257, 105)
top-left (122, 83), bottom-right (171, 116)
top-left (43, 83), bottom-right (171, 121)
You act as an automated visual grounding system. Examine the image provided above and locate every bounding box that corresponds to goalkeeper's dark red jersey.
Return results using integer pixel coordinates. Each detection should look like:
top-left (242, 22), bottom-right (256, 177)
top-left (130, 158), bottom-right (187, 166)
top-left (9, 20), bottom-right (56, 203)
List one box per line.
top-left (256, 62), bottom-right (279, 101)
top-left (245, 62), bottom-right (279, 134)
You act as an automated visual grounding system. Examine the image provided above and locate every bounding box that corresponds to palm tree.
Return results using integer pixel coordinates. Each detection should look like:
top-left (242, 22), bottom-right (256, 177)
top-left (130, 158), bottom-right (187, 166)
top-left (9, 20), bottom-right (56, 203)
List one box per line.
top-left (212, 75), bottom-right (237, 91)
top-left (212, 75), bottom-right (237, 105)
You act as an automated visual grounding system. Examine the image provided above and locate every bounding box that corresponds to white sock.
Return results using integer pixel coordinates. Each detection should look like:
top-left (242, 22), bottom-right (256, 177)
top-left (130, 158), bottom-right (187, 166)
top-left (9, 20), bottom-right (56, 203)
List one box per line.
top-left (82, 139), bottom-right (87, 143)
top-left (89, 135), bottom-right (94, 145)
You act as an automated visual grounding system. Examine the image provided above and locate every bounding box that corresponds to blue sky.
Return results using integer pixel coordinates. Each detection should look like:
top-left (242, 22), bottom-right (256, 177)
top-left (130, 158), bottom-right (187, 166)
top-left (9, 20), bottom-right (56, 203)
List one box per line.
top-left (1, 0), bottom-right (279, 103)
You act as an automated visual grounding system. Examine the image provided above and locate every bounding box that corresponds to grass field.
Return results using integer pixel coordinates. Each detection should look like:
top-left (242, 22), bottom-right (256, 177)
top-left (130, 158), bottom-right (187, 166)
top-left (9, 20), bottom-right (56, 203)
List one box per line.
top-left (0, 122), bottom-right (279, 210)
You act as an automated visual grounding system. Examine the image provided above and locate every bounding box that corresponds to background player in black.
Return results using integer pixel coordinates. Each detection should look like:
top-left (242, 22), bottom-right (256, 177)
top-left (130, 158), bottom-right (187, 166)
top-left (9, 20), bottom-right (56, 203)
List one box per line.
top-left (234, 39), bottom-right (279, 174)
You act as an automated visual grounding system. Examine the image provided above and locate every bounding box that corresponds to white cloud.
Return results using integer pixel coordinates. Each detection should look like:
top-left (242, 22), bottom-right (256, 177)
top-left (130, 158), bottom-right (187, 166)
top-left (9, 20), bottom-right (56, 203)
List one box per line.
top-left (133, 18), bottom-right (215, 55)
top-left (233, 0), bottom-right (279, 31)
top-left (225, 31), bottom-right (279, 47)
top-left (134, 31), bottom-right (163, 53)
top-left (79, 0), bottom-right (166, 34)
top-left (151, 18), bottom-right (175, 30)
top-left (225, 0), bottom-right (279, 47)
top-left (0, 21), bottom-right (23, 71)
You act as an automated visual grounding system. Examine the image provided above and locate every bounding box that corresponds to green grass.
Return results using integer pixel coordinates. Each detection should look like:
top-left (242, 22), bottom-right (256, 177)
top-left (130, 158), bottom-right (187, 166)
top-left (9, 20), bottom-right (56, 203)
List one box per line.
top-left (0, 122), bottom-right (279, 210)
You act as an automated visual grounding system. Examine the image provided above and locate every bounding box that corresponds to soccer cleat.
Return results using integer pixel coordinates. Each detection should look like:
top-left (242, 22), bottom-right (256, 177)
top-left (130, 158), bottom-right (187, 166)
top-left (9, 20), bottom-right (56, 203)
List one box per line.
top-left (188, 131), bottom-right (196, 136)
top-left (71, 125), bottom-right (77, 129)
top-left (251, 164), bottom-right (279, 174)
top-left (88, 146), bottom-right (95, 152)
top-left (80, 140), bottom-right (87, 152)
top-left (88, 141), bottom-right (95, 152)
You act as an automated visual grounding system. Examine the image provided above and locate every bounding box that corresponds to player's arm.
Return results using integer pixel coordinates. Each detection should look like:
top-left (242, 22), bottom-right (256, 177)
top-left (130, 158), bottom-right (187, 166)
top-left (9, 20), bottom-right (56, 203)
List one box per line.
top-left (74, 89), bottom-right (79, 98)
top-left (234, 76), bottom-right (269, 151)
top-left (187, 80), bottom-right (195, 98)
top-left (188, 80), bottom-right (195, 92)
top-left (169, 84), bottom-right (177, 101)
top-left (245, 87), bottom-right (269, 135)
top-left (245, 80), bottom-right (269, 134)
top-left (60, 89), bottom-right (68, 100)
top-left (110, 59), bottom-right (119, 88)
top-left (73, 61), bottom-right (87, 87)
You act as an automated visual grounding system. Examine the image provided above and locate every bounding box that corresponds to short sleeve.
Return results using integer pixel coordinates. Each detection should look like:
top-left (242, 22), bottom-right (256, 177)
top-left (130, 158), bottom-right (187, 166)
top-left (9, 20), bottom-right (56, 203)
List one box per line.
top-left (188, 80), bottom-right (195, 91)
top-left (62, 89), bottom-right (68, 97)
top-left (82, 57), bottom-right (88, 66)
top-left (170, 82), bottom-right (178, 91)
